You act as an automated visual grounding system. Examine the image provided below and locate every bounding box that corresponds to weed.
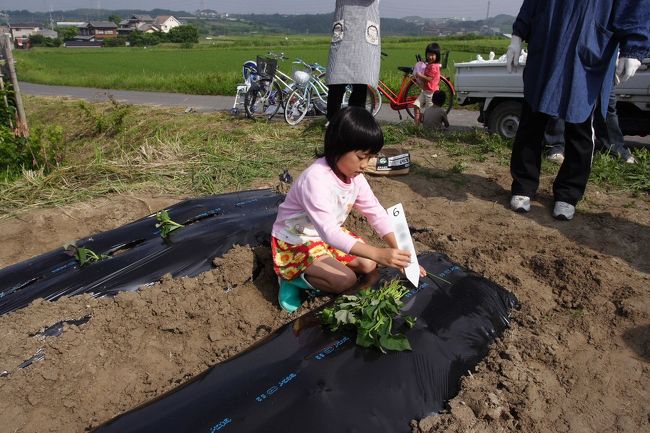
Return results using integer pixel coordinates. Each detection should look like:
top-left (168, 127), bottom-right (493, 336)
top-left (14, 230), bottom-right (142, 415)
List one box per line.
top-left (451, 161), bottom-right (468, 173)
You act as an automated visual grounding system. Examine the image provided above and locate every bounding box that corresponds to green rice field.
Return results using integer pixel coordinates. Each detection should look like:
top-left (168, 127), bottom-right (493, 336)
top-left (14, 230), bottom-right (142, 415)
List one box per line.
top-left (14, 36), bottom-right (509, 96)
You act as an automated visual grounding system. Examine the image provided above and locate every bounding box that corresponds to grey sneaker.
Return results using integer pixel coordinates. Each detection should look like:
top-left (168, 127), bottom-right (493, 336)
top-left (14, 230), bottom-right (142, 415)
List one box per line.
top-left (547, 153), bottom-right (565, 164)
top-left (510, 195), bottom-right (531, 212)
top-left (553, 201), bottom-right (575, 220)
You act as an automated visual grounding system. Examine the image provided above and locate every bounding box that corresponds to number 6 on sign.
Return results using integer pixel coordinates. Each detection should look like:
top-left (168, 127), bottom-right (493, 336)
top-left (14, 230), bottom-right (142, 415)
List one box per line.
top-left (386, 203), bottom-right (420, 288)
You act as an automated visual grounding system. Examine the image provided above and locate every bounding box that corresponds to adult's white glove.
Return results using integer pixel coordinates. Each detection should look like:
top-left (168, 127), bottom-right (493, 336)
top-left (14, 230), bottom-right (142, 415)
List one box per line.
top-left (616, 57), bottom-right (641, 82)
top-left (506, 35), bottom-right (523, 73)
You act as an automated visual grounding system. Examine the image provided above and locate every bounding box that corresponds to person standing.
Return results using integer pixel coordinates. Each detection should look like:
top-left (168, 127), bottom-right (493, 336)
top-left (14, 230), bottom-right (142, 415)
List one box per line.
top-left (506, 0), bottom-right (649, 220)
top-left (413, 42), bottom-right (442, 126)
top-left (326, 0), bottom-right (380, 122)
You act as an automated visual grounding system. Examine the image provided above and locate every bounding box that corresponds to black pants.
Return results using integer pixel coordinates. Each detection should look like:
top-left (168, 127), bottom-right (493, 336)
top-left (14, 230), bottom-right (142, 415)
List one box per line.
top-left (327, 84), bottom-right (367, 121)
top-left (510, 101), bottom-right (595, 206)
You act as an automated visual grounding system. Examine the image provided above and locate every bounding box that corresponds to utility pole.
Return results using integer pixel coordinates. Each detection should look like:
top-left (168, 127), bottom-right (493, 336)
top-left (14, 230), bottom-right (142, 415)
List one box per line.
top-left (48, 2), bottom-right (55, 30)
top-left (0, 34), bottom-right (28, 137)
top-left (486, 1), bottom-right (491, 20)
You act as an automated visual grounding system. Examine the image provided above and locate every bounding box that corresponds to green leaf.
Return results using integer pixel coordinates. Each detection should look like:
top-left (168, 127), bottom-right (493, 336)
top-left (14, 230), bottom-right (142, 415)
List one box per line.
top-left (334, 309), bottom-right (356, 325)
top-left (404, 315), bottom-right (417, 328)
top-left (156, 210), bottom-right (184, 239)
top-left (379, 333), bottom-right (412, 352)
top-left (355, 330), bottom-right (375, 348)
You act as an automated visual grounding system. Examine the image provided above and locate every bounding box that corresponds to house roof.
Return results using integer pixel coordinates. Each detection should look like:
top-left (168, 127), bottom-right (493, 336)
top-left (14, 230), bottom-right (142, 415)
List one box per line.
top-left (57, 21), bottom-right (87, 27)
top-left (136, 23), bottom-right (160, 32)
top-left (131, 15), bottom-right (153, 22)
top-left (37, 29), bottom-right (58, 38)
top-left (88, 21), bottom-right (117, 29)
top-left (153, 16), bottom-right (170, 26)
top-left (9, 23), bottom-right (41, 29)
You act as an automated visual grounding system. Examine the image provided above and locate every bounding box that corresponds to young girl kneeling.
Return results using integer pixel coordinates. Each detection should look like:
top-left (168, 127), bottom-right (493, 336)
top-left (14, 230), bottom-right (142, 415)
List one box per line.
top-left (271, 107), bottom-right (425, 312)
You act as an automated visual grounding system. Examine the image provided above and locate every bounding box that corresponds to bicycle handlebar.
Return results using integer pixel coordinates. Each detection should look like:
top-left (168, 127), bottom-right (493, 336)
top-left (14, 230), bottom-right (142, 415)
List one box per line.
top-left (266, 51), bottom-right (288, 60)
top-left (293, 58), bottom-right (325, 73)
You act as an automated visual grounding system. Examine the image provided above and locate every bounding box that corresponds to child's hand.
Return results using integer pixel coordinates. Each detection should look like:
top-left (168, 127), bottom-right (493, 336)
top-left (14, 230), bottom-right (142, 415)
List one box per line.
top-left (375, 247), bottom-right (411, 269)
top-left (419, 265), bottom-right (427, 277)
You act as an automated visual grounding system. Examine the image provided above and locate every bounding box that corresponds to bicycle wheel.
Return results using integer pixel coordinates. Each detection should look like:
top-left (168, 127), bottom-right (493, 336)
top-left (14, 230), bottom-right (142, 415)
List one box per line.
top-left (438, 77), bottom-right (455, 114)
top-left (342, 85), bottom-right (379, 116)
top-left (312, 73), bottom-right (328, 115)
top-left (284, 86), bottom-right (311, 125)
top-left (404, 79), bottom-right (422, 120)
top-left (367, 85), bottom-right (382, 117)
top-left (244, 80), bottom-right (282, 120)
top-left (404, 78), bottom-right (455, 119)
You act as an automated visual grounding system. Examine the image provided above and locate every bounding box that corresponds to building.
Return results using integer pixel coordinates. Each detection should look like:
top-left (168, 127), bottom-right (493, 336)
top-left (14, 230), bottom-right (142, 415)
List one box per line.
top-left (36, 29), bottom-right (59, 39)
top-left (152, 15), bottom-right (181, 33)
top-left (9, 23), bottom-right (41, 44)
top-left (80, 21), bottom-right (118, 39)
top-left (118, 14), bottom-right (181, 35)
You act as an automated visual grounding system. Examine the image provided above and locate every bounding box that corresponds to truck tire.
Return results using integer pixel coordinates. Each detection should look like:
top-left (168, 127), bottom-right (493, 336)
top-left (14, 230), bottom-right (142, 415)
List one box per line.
top-left (488, 101), bottom-right (522, 139)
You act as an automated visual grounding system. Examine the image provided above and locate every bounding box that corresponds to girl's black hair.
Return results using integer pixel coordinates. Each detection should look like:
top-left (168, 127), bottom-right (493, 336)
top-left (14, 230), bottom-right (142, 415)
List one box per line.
top-left (425, 42), bottom-right (441, 64)
top-left (322, 107), bottom-right (384, 171)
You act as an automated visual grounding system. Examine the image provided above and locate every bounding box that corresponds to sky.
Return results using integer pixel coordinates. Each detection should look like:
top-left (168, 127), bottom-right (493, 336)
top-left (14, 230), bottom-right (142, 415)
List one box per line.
top-left (2, 0), bottom-right (524, 20)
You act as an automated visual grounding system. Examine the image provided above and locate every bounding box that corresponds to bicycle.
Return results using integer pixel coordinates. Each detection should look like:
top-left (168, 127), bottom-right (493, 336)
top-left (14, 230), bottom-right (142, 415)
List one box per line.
top-left (284, 59), bottom-right (329, 125)
top-left (243, 53), bottom-right (296, 120)
top-left (371, 51), bottom-right (455, 120)
top-left (230, 60), bottom-right (258, 115)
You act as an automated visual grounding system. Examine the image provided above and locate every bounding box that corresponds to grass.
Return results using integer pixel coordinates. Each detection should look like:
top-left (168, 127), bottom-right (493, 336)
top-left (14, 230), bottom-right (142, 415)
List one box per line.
top-left (0, 96), bottom-right (321, 217)
top-left (14, 36), bottom-right (508, 96)
top-left (2, 95), bottom-right (646, 219)
top-left (590, 149), bottom-right (650, 193)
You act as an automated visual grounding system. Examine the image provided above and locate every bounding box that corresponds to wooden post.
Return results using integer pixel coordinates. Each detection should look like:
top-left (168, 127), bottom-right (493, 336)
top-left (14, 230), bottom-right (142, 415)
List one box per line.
top-left (1, 34), bottom-right (28, 137)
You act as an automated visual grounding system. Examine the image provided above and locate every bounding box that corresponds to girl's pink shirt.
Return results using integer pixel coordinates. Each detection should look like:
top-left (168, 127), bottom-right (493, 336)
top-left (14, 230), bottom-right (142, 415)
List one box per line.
top-left (272, 158), bottom-right (393, 253)
top-left (423, 63), bottom-right (441, 92)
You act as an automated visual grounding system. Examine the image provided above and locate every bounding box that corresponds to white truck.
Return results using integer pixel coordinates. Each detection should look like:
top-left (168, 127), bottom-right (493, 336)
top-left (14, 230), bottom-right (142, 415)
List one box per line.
top-left (454, 59), bottom-right (650, 139)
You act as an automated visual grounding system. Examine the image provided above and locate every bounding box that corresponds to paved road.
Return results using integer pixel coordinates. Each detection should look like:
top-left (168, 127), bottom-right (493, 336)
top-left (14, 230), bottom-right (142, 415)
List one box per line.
top-left (19, 81), bottom-right (482, 129)
top-left (20, 81), bottom-right (649, 146)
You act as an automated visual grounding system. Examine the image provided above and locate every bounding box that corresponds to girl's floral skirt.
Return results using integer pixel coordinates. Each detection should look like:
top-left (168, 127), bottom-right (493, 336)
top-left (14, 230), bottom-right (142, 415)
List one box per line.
top-left (271, 231), bottom-right (363, 280)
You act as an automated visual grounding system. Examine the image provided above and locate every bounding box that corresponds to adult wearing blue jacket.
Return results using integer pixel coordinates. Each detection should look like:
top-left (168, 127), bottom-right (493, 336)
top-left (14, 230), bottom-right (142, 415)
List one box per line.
top-left (506, 0), bottom-right (649, 220)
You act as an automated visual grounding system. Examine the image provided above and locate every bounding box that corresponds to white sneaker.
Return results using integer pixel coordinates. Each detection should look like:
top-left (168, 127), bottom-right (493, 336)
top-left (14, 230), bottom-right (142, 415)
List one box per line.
top-left (510, 195), bottom-right (531, 212)
top-left (625, 155), bottom-right (637, 164)
top-left (552, 201), bottom-right (575, 220)
top-left (547, 153), bottom-right (565, 164)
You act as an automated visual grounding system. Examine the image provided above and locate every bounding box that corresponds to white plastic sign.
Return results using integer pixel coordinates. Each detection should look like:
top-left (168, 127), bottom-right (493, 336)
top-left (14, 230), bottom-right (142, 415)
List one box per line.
top-left (386, 203), bottom-right (420, 287)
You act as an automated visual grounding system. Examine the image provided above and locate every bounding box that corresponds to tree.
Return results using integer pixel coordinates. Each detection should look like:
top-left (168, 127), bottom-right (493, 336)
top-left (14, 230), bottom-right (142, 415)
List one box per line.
top-left (128, 30), bottom-right (160, 47)
top-left (28, 34), bottom-right (62, 47)
top-left (57, 26), bottom-right (79, 41)
top-left (168, 25), bottom-right (199, 43)
top-left (108, 14), bottom-right (121, 26)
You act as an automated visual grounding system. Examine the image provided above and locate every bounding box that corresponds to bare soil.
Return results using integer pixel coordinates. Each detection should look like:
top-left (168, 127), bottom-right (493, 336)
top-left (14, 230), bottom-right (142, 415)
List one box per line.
top-left (0, 142), bottom-right (648, 433)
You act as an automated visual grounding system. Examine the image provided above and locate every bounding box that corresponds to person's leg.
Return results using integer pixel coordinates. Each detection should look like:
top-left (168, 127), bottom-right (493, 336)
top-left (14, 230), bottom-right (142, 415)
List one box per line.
top-left (599, 89), bottom-right (634, 161)
top-left (347, 84), bottom-right (368, 108)
top-left (510, 101), bottom-right (549, 199)
top-left (304, 256), bottom-right (358, 294)
top-left (553, 114), bottom-right (595, 207)
top-left (326, 84), bottom-right (346, 121)
top-left (544, 117), bottom-right (565, 163)
top-left (347, 256), bottom-right (377, 275)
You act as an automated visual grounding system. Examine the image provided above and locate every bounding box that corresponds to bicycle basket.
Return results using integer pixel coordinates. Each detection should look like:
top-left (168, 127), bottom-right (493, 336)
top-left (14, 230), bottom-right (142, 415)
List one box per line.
top-left (256, 56), bottom-right (278, 80)
top-left (292, 70), bottom-right (311, 86)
